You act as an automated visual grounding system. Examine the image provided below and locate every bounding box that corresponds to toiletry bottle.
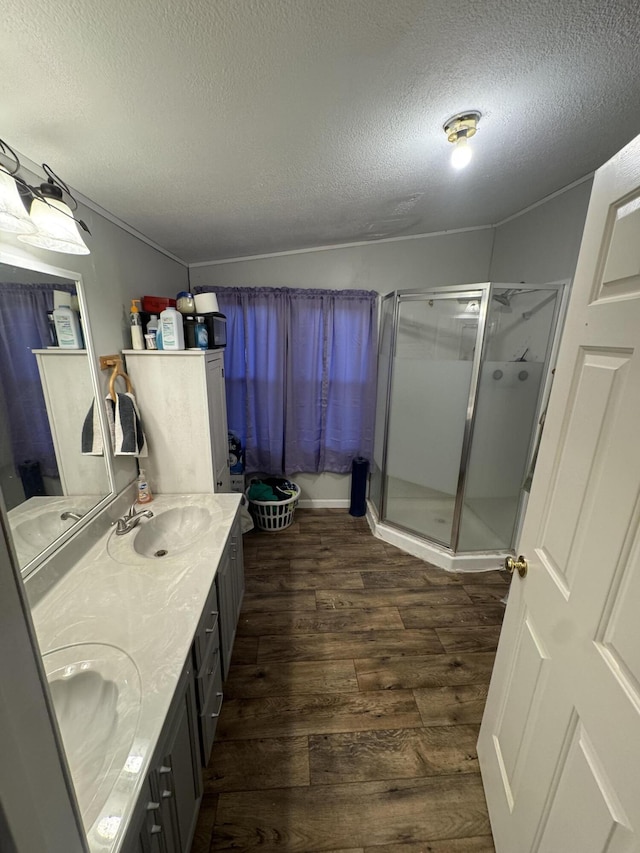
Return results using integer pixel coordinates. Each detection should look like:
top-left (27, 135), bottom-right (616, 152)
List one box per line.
top-left (159, 305), bottom-right (185, 350)
top-left (145, 314), bottom-right (159, 349)
top-left (137, 468), bottom-right (153, 504)
top-left (130, 299), bottom-right (144, 350)
top-left (195, 316), bottom-right (209, 350)
top-left (52, 305), bottom-right (82, 349)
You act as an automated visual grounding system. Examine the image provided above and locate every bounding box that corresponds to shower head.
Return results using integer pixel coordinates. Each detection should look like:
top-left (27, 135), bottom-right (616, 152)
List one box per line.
top-left (493, 290), bottom-right (514, 307)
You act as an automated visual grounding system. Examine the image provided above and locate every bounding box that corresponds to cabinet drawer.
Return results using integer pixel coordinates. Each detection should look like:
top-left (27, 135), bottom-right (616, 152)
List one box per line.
top-left (199, 659), bottom-right (223, 766)
top-left (192, 582), bottom-right (219, 672)
top-left (195, 639), bottom-right (221, 710)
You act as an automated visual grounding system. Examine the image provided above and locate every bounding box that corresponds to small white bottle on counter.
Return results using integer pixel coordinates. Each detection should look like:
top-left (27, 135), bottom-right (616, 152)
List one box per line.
top-left (159, 306), bottom-right (185, 350)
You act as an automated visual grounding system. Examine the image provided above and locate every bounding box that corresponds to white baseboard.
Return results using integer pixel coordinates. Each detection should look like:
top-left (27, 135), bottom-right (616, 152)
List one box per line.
top-left (366, 501), bottom-right (506, 573)
top-left (297, 499), bottom-right (350, 509)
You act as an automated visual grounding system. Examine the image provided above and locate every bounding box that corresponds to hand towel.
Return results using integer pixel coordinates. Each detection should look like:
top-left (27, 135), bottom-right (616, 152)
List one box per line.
top-left (81, 396), bottom-right (117, 455)
top-left (81, 400), bottom-right (103, 455)
top-left (113, 392), bottom-right (148, 457)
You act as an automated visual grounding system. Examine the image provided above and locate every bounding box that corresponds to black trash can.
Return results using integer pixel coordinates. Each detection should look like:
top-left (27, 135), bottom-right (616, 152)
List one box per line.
top-left (349, 456), bottom-right (369, 517)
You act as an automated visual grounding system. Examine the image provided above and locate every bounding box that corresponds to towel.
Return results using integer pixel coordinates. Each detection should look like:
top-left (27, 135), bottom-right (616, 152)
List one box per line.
top-left (81, 393), bottom-right (147, 457)
top-left (113, 392), bottom-right (148, 457)
top-left (81, 400), bottom-right (104, 455)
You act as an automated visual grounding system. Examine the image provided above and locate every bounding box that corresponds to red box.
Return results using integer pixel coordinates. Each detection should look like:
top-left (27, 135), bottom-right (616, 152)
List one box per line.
top-left (142, 295), bottom-right (176, 313)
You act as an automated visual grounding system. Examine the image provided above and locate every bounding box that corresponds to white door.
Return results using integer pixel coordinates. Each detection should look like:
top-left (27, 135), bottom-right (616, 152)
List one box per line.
top-left (478, 134), bottom-right (640, 852)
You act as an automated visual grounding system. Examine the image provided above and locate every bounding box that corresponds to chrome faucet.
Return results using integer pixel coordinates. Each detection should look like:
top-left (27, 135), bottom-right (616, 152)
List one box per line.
top-left (113, 503), bottom-right (154, 535)
top-left (60, 510), bottom-right (84, 522)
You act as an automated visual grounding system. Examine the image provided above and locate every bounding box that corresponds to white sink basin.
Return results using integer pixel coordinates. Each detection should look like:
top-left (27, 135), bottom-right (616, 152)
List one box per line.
top-left (15, 510), bottom-right (79, 548)
top-left (42, 643), bottom-right (141, 831)
top-left (108, 505), bottom-right (221, 562)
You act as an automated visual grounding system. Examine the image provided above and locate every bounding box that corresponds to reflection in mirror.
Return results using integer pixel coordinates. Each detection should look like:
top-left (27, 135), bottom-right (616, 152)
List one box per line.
top-left (0, 261), bottom-right (112, 573)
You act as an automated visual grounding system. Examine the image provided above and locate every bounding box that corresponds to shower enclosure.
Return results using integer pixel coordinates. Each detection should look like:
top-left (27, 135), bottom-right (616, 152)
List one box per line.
top-left (370, 283), bottom-right (567, 560)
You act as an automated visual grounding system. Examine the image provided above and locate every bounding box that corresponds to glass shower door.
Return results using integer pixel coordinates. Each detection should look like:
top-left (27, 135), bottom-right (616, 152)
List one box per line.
top-left (383, 290), bottom-right (486, 548)
top-left (369, 294), bottom-right (394, 517)
top-left (457, 284), bottom-right (564, 550)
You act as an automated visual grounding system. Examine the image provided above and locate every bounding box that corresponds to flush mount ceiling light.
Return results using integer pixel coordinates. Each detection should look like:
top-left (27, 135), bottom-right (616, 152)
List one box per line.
top-left (0, 138), bottom-right (91, 254)
top-left (443, 111), bottom-right (481, 170)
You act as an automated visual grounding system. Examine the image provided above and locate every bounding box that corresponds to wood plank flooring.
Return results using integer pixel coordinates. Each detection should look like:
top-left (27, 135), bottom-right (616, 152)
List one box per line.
top-left (193, 509), bottom-right (509, 852)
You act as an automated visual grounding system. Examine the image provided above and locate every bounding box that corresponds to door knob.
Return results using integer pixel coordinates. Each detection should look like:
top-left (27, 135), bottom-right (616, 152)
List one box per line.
top-left (505, 554), bottom-right (528, 578)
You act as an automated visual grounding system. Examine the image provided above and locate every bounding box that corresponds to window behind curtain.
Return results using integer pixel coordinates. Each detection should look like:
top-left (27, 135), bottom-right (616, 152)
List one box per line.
top-left (195, 286), bottom-right (378, 475)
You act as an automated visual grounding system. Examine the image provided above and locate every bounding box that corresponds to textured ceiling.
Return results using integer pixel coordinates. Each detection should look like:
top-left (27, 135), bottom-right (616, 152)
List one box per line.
top-left (3, 0), bottom-right (640, 263)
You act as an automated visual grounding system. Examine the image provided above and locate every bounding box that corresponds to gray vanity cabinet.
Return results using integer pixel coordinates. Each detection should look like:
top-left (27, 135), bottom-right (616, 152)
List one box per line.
top-left (124, 664), bottom-right (201, 853)
top-left (155, 665), bottom-right (202, 853)
top-left (216, 515), bottom-right (245, 680)
top-left (121, 510), bottom-right (244, 853)
top-left (192, 579), bottom-right (224, 765)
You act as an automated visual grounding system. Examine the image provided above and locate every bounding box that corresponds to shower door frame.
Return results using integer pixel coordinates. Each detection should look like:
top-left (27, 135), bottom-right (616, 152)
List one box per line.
top-left (375, 281), bottom-right (571, 554)
top-left (490, 280), bottom-right (570, 550)
top-left (377, 284), bottom-right (491, 552)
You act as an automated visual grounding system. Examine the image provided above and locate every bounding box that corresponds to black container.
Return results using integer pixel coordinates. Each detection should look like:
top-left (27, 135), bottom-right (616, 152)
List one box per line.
top-left (349, 456), bottom-right (369, 517)
top-left (19, 460), bottom-right (46, 499)
top-left (201, 312), bottom-right (226, 348)
top-left (183, 315), bottom-right (198, 349)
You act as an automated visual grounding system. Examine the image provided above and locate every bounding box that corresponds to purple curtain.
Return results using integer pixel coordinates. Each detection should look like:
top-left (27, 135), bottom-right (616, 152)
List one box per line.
top-left (0, 283), bottom-right (73, 479)
top-left (195, 286), bottom-right (378, 475)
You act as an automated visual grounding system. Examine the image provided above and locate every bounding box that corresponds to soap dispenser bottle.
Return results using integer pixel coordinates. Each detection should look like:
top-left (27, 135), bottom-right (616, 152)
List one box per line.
top-left (136, 468), bottom-right (153, 504)
top-left (130, 299), bottom-right (144, 350)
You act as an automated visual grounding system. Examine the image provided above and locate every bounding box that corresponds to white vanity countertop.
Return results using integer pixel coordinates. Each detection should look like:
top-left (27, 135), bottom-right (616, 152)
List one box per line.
top-left (29, 492), bottom-right (242, 853)
top-left (8, 495), bottom-right (99, 568)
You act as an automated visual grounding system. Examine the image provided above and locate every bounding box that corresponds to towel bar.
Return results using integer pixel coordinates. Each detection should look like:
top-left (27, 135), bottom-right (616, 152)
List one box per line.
top-left (99, 354), bottom-right (134, 401)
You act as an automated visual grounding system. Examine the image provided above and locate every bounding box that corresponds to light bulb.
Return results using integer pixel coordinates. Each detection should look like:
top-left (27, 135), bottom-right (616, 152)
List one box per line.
top-left (18, 195), bottom-right (90, 254)
top-left (0, 169), bottom-right (37, 235)
top-left (451, 136), bottom-right (472, 169)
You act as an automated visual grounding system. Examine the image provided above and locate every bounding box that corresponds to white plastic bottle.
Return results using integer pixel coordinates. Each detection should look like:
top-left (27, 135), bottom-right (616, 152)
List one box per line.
top-left (145, 314), bottom-right (159, 349)
top-left (52, 305), bottom-right (82, 349)
top-left (159, 306), bottom-right (185, 350)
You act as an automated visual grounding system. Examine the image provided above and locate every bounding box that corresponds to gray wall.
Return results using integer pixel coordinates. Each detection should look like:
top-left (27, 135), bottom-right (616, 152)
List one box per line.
top-left (490, 179), bottom-right (593, 283)
top-left (190, 228), bottom-right (495, 294)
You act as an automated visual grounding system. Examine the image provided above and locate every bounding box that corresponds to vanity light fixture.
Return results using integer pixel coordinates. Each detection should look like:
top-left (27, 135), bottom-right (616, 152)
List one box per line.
top-left (0, 139), bottom-right (37, 235)
top-left (0, 137), bottom-right (91, 254)
top-left (443, 111), bottom-right (481, 170)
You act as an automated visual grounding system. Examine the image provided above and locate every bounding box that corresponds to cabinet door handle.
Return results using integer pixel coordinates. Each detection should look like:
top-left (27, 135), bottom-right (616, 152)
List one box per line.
top-left (205, 611), bottom-right (219, 633)
top-left (211, 690), bottom-right (224, 718)
top-left (158, 765), bottom-right (171, 775)
top-left (150, 825), bottom-right (162, 835)
top-left (161, 789), bottom-right (172, 799)
top-left (146, 801), bottom-right (160, 811)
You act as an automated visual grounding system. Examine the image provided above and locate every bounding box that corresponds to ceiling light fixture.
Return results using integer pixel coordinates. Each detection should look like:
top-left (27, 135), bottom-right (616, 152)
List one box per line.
top-left (0, 138), bottom-right (91, 254)
top-left (443, 111), bottom-right (481, 170)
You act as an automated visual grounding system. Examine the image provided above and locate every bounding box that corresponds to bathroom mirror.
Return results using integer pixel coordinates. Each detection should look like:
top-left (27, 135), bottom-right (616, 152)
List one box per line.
top-left (0, 255), bottom-right (114, 575)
